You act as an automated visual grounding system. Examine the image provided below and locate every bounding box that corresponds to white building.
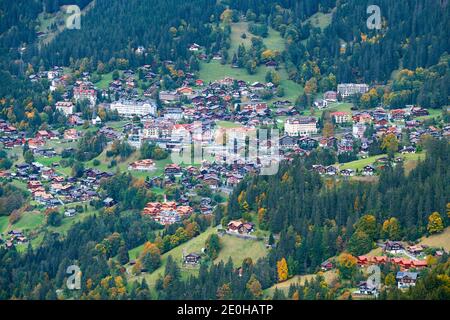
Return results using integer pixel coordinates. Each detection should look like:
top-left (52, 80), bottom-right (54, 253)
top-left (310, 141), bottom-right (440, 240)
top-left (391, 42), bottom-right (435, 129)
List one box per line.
top-left (110, 100), bottom-right (157, 117)
top-left (55, 101), bottom-right (74, 116)
top-left (337, 83), bottom-right (369, 98)
top-left (284, 117), bottom-right (318, 137)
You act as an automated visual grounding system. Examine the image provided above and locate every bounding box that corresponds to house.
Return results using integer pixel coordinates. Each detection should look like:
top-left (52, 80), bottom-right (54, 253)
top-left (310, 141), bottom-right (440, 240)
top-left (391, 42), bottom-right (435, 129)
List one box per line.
top-left (384, 241), bottom-right (404, 253)
top-left (314, 99), bottom-right (328, 110)
top-left (407, 245), bottom-right (424, 255)
top-left (64, 209), bottom-right (77, 217)
top-left (324, 91), bottom-right (338, 102)
top-left (357, 281), bottom-right (379, 296)
top-left (411, 260), bottom-right (428, 269)
top-left (64, 129), bottom-right (79, 141)
top-left (227, 220), bottom-right (255, 235)
top-left (340, 169), bottom-right (354, 177)
top-left (165, 164), bottom-right (182, 175)
top-left (396, 271), bottom-right (419, 289)
top-left (103, 197), bottom-right (116, 207)
top-left (401, 146), bottom-right (416, 154)
top-left (183, 253), bottom-right (201, 265)
top-left (189, 43), bottom-right (201, 51)
top-left (279, 135), bottom-right (298, 150)
top-left (363, 165), bottom-right (376, 176)
top-left (320, 261), bottom-right (334, 271)
top-left (56, 101), bottom-right (75, 115)
top-left (128, 159), bottom-right (155, 171)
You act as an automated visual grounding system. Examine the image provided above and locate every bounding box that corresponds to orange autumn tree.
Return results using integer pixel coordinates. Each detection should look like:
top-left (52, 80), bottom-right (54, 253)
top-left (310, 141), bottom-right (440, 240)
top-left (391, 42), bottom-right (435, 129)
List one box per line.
top-left (277, 258), bottom-right (289, 282)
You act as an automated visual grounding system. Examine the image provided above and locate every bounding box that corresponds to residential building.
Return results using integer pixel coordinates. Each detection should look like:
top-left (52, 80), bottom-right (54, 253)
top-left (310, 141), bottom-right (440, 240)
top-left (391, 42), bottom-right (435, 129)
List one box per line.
top-left (56, 101), bottom-right (75, 115)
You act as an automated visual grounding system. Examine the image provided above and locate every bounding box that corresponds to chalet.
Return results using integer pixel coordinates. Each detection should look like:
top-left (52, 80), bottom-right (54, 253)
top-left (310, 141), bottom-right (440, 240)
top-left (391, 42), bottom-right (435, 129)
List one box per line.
top-left (279, 135), bottom-right (298, 150)
top-left (64, 129), bottom-right (79, 141)
top-left (159, 91), bottom-right (180, 102)
top-left (265, 60), bottom-right (278, 68)
top-left (56, 101), bottom-right (75, 115)
top-left (384, 241), bottom-right (404, 253)
top-left (326, 166), bottom-right (338, 176)
top-left (357, 281), bottom-right (379, 296)
top-left (411, 260), bottom-right (428, 269)
top-left (312, 165), bottom-right (326, 175)
top-left (103, 197), bottom-right (116, 207)
top-left (401, 146), bottom-right (416, 154)
top-left (128, 159), bottom-right (155, 171)
top-left (320, 261), bottom-right (334, 271)
top-left (184, 253), bottom-right (201, 265)
top-left (323, 91), bottom-right (338, 102)
top-left (314, 99), bottom-right (328, 110)
top-left (340, 169), bottom-right (354, 177)
top-left (390, 109), bottom-right (406, 121)
top-left (396, 272), bottom-right (418, 289)
top-left (227, 220), bottom-right (255, 235)
top-left (165, 164), bottom-right (182, 175)
top-left (407, 245), bottom-right (425, 255)
top-left (410, 107), bottom-right (429, 117)
top-left (202, 174), bottom-right (220, 188)
top-left (64, 209), bottom-right (77, 217)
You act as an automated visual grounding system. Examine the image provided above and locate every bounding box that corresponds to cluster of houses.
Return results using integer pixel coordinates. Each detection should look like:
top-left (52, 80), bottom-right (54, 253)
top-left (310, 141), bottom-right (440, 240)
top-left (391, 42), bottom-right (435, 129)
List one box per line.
top-left (0, 230), bottom-right (27, 250)
top-left (226, 220), bottom-right (255, 235)
top-left (10, 162), bottom-right (109, 208)
top-left (141, 200), bottom-right (194, 225)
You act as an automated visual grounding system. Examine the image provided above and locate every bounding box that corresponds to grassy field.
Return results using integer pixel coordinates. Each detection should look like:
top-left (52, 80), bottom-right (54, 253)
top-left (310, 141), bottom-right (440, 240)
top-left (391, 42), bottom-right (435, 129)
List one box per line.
top-left (229, 22), bottom-right (285, 55)
top-left (229, 22), bottom-right (253, 54)
top-left (200, 21), bottom-right (303, 102)
top-left (339, 152), bottom-right (426, 171)
top-left (416, 108), bottom-right (443, 121)
top-left (129, 227), bottom-right (217, 288)
top-left (0, 216), bottom-right (8, 233)
top-left (264, 270), bottom-right (338, 297)
top-left (128, 227), bottom-right (269, 290)
top-left (94, 71), bottom-right (117, 90)
top-left (199, 60), bottom-right (303, 103)
top-left (216, 121), bottom-right (244, 129)
top-left (304, 12), bottom-right (333, 30)
top-left (199, 60), bottom-right (266, 84)
top-left (215, 234), bottom-right (268, 266)
top-left (419, 227), bottom-right (450, 252)
top-left (8, 211), bottom-right (45, 233)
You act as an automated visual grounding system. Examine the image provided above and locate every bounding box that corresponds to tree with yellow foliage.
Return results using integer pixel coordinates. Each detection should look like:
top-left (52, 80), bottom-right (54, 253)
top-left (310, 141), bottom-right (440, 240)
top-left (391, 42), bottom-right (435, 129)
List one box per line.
top-left (277, 258), bottom-right (289, 282)
top-left (246, 275), bottom-right (263, 299)
top-left (427, 212), bottom-right (444, 234)
top-left (381, 133), bottom-right (399, 158)
top-left (336, 253), bottom-right (358, 280)
top-left (382, 217), bottom-right (401, 240)
top-left (220, 9), bottom-right (233, 24)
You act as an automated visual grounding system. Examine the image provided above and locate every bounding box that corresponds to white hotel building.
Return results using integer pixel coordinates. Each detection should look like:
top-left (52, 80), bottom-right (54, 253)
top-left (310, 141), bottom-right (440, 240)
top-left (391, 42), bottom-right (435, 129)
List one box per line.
top-left (109, 100), bottom-right (157, 117)
top-left (284, 117), bottom-right (318, 137)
